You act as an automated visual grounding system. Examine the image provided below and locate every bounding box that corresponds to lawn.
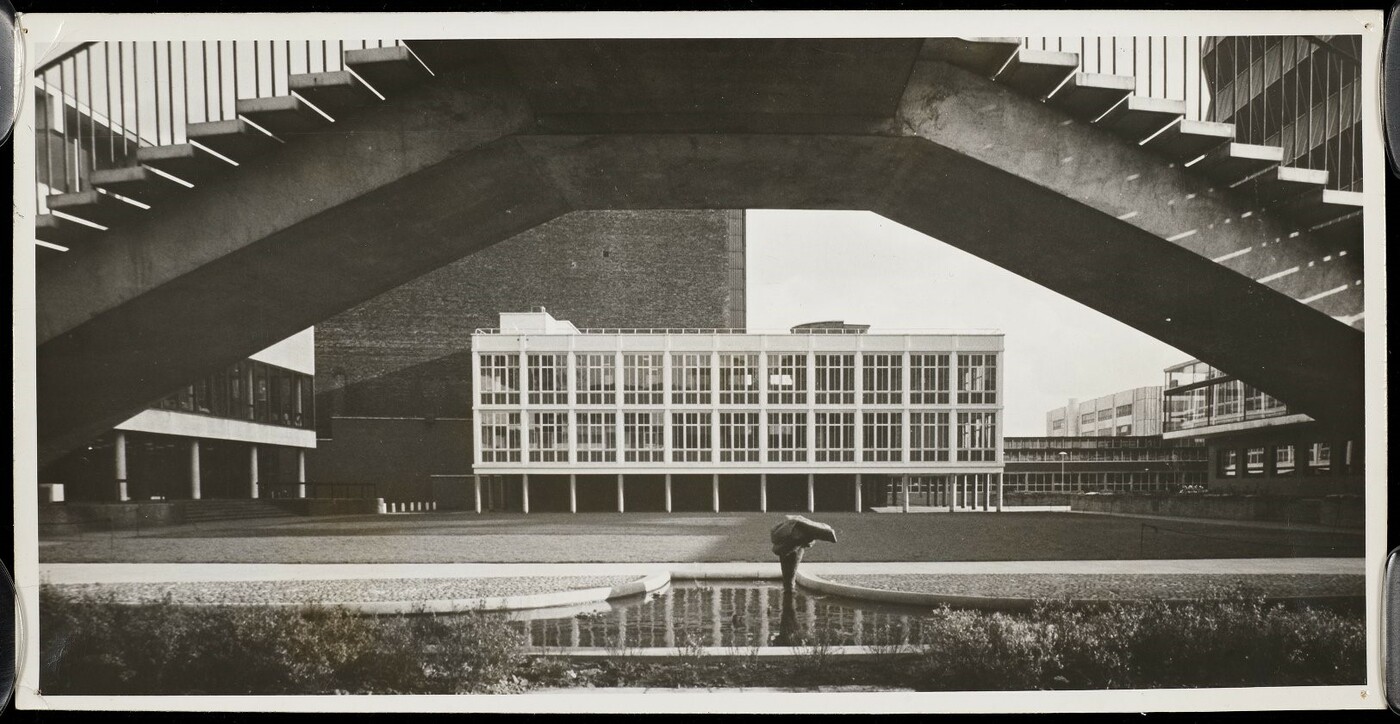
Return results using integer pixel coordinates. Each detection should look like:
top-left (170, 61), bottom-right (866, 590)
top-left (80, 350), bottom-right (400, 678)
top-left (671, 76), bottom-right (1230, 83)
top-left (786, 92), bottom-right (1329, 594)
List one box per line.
top-left (39, 511), bottom-right (1364, 564)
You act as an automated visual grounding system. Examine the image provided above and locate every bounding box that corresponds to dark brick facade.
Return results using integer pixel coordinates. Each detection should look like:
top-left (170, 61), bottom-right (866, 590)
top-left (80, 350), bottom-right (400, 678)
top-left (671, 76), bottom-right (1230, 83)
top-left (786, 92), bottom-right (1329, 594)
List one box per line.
top-left (308, 209), bottom-right (745, 496)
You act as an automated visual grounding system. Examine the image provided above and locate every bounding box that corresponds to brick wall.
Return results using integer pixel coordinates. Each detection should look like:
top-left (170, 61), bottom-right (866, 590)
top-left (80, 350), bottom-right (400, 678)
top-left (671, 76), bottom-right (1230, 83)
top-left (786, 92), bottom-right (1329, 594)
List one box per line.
top-left (308, 209), bottom-right (745, 493)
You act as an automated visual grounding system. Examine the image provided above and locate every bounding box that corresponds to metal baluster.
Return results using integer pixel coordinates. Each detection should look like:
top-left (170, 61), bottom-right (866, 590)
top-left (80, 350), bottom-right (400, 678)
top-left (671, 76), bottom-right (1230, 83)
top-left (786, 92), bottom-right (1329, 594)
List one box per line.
top-left (254, 41), bottom-right (260, 97)
top-left (119, 42), bottom-right (127, 156)
top-left (1182, 36), bottom-right (1187, 105)
top-left (233, 42), bottom-right (239, 101)
top-left (1148, 37), bottom-right (1154, 97)
top-left (1307, 40), bottom-right (1314, 169)
top-left (202, 42), bottom-right (210, 123)
top-left (87, 51), bottom-right (95, 174)
top-left (306, 40), bottom-right (312, 74)
top-left (1232, 37), bottom-right (1238, 138)
top-left (152, 42), bottom-right (161, 146)
top-left (133, 43), bottom-right (141, 147)
top-left (1261, 38), bottom-right (1267, 145)
top-left (217, 41), bottom-right (224, 119)
top-left (339, 40), bottom-right (344, 71)
top-left (1112, 36), bottom-right (1116, 75)
top-left (1352, 62), bottom-right (1359, 190)
top-left (57, 64), bottom-right (69, 192)
top-left (105, 44), bottom-right (114, 165)
top-left (322, 40), bottom-right (327, 72)
top-left (1096, 36), bottom-right (1101, 73)
top-left (181, 42), bottom-right (188, 139)
top-left (1324, 51), bottom-right (1331, 179)
top-left (166, 41), bottom-right (174, 145)
top-left (286, 41), bottom-right (291, 91)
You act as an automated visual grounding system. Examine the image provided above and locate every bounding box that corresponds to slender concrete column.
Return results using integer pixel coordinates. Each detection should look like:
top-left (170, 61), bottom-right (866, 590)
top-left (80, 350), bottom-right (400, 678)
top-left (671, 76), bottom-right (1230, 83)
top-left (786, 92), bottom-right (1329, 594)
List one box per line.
top-left (807, 473), bottom-right (815, 513)
top-left (712, 474), bottom-right (720, 513)
top-left (664, 473), bottom-right (672, 513)
top-left (901, 474), bottom-right (910, 513)
top-left (474, 475), bottom-right (482, 514)
top-left (114, 432), bottom-right (129, 502)
top-left (522, 474), bottom-right (530, 514)
top-left (617, 474), bottom-right (625, 513)
top-left (996, 472), bottom-right (1004, 512)
top-left (188, 440), bottom-right (201, 500)
top-left (854, 473), bottom-right (863, 512)
top-left (249, 444), bottom-right (259, 499)
top-left (973, 474), bottom-right (981, 511)
top-left (569, 474), bottom-right (578, 513)
top-left (296, 450), bottom-right (307, 498)
top-left (759, 473), bottom-right (767, 512)
top-left (947, 476), bottom-right (955, 512)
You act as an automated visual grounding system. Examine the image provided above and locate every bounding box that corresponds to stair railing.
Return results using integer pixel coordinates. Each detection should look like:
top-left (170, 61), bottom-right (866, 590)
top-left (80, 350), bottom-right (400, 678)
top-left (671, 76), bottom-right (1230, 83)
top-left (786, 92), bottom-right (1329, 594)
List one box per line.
top-left (33, 39), bottom-right (405, 220)
top-left (1019, 35), bottom-right (1362, 191)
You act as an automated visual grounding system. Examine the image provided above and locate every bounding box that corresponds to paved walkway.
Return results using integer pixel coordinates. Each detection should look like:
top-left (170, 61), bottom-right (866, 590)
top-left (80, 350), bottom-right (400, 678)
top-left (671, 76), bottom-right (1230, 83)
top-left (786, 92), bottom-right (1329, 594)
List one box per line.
top-left (38, 557), bottom-right (1363, 585)
top-left (1068, 510), bottom-right (1367, 535)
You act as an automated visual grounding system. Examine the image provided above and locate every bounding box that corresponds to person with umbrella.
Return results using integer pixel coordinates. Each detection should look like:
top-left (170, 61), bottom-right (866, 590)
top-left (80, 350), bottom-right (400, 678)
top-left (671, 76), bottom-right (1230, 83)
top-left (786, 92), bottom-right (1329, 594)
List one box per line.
top-left (770, 514), bottom-right (838, 592)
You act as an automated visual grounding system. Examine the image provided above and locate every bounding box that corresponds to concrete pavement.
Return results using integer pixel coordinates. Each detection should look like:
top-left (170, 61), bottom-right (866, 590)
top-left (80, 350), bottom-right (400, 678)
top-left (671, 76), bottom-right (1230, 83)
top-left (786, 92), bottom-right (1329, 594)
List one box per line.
top-left (39, 557), bottom-right (1364, 585)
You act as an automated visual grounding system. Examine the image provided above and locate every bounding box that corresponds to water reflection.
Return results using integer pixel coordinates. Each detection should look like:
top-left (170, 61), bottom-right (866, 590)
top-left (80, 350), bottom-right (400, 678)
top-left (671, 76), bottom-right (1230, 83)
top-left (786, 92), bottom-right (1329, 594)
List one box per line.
top-left (514, 580), bottom-right (932, 649)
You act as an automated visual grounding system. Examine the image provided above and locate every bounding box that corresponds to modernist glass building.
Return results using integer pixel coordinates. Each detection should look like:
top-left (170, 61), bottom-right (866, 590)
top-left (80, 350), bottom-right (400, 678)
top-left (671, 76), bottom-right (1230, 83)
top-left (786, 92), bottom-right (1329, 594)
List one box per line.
top-left (1162, 359), bottom-right (1362, 496)
top-left (1002, 436), bottom-right (1207, 495)
top-left (470, 310), bottom-right (1006, 513)
top-left (38, 330), bottom-right (318, 503)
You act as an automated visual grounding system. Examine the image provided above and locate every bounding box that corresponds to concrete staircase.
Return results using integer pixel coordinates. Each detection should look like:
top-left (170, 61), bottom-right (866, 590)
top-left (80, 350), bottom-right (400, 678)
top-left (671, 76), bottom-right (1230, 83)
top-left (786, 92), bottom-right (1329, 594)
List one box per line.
top-left (923, 38), bottom-right (1362, 252)
top-left (36, 45), bottom-right (432, 249)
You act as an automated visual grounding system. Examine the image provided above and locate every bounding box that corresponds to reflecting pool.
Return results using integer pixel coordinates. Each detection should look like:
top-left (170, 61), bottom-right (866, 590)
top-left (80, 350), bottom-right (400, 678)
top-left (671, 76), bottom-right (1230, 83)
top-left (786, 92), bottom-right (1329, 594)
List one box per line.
top-left (511, 580), bottom-right (938, 649)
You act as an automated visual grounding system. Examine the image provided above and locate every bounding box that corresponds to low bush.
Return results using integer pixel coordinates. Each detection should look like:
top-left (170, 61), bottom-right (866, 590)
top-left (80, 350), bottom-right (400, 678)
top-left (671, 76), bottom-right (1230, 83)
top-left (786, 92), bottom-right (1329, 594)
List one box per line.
top-left (40, 586), bottom-right (1364, 694)
top-left (39, 587), bottom-right (527, 695)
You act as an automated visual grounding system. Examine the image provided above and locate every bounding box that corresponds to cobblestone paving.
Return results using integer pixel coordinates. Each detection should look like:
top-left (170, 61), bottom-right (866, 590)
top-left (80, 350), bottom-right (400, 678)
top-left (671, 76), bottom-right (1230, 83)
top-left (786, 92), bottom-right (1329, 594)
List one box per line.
top-left (824, 573), bottom-right (1363, 600)
top-left (50, 575), bottom-right (636, 605)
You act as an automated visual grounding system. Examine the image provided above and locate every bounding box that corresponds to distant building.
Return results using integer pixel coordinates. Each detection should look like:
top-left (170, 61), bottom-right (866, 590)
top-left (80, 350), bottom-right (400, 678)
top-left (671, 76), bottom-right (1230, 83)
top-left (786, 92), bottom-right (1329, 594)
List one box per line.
top-left (1161, 359), bottom-right (1363, 496)
top-left (469, 309), bottom-right (1007, 513)
top-left (39, 330), bottom-right (317, 503)
top-left (1045, 385), bottom-right (1162, 437)
top-left (1002, 435), bottom-right (1207, 495)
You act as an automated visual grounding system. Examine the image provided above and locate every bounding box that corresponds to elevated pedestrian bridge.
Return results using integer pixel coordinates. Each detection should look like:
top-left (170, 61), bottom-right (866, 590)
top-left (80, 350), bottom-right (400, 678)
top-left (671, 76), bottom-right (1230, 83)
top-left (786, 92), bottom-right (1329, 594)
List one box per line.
top-left (29, 37), bottom-right (1367, 463)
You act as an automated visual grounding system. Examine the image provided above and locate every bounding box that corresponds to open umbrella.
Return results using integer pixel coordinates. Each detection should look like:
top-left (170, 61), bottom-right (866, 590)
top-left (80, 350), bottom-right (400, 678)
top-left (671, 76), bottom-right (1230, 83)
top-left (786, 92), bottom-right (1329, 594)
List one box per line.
top-left (770, 514), bottom-right (837, 556)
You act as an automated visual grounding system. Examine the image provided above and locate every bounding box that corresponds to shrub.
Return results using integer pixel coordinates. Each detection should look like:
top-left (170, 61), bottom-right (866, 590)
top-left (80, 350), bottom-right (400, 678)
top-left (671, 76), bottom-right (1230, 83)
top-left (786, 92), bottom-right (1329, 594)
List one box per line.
top-left (40, 586), bottom-right (527, 695)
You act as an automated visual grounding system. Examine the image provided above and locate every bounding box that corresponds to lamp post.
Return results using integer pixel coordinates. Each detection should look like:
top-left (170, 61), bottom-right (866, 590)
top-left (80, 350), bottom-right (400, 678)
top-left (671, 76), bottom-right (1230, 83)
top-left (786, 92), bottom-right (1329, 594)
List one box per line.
top-left (1058, 451), bottom-right (1070, 494)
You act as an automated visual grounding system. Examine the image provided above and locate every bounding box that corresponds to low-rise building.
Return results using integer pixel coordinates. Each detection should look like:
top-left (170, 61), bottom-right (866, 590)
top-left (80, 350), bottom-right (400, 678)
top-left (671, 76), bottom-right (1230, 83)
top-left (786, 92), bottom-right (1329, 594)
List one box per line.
top-left (1045, 385), bottom-right (1162, 437)
top-left (469, 310), bottom-right (1007, 513)
top-left (1161, 359), bottom-right (1363, 496)
top-left (1002, 435), bottom-right (1207, 495)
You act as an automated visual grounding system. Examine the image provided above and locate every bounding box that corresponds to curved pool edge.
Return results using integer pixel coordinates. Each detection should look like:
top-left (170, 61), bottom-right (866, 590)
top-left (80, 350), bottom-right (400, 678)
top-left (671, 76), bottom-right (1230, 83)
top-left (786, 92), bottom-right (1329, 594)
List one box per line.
top-left (795, 571), bottom-right (1364, 611)
top-left (265, 572), bottom-right (675, 616)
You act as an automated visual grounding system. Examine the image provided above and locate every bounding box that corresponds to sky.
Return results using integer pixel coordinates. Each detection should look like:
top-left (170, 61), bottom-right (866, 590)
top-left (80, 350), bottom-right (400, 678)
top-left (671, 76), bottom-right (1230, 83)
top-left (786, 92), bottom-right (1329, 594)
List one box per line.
top-left (744, 210), bottom-right (1192, 437)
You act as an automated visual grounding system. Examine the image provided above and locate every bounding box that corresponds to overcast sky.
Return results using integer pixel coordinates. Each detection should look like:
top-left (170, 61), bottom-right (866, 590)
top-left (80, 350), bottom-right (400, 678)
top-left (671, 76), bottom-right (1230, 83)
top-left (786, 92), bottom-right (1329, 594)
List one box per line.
top-left (745, 210), bottom-right (1192, 437)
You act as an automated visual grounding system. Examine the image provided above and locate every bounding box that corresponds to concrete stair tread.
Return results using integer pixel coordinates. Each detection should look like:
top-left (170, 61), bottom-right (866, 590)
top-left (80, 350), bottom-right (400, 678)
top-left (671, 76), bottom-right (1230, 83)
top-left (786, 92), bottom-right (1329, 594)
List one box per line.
top-left (236, 95), bottom-right (330, 137)
top-left (36, 213), bottom-right (105, 246)
top-left (135, 143), bottom-right (239, 185)
top-left (89, 165), bottom-right (188, 205)
top-left (45, 189), bottom-right (147, 228)
top-left (1190, 142), bottom-right (1283, 186)
top-left (344, 45), bottom-right (430, 96)
top-left (1045, 72), bottom-right (1136, 121)
top-left (995, 48), bottom-right (1080, 99)
top-left (186, 118), bottom-right (282, 162)
top-left (920, 37), bottom-right (1022, 77)
top-left (1094, 95), bottom-right (1186, 143)
top-left (1141, 118), bottom-right (1235, 163)
top-left (1288, 188), bottom-right (1364, 228)
top-left (288, 70), bottom-right (380, 114)
top-left (1235, 165), bottom-right (1329, 203)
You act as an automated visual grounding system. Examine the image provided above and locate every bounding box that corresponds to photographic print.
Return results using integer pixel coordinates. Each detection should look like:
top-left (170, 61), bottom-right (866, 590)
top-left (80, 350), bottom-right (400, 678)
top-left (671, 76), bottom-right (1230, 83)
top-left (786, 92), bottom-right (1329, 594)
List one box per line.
top-left (10, 10), bottom-right (1387, 714)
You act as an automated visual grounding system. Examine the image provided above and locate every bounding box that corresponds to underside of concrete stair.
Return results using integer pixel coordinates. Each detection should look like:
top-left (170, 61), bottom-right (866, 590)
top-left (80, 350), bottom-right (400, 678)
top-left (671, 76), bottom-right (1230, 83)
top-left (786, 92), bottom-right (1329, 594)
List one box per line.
top-left (288, 70), bottom-right (381, 114)
top-left (186, 118), bottom-right (283, 162)
top-left (136, 143), bottom-right (240, 185)
top-left (89, 166), bottom-right (189, 206)
top-left (1095, 96), bottom-right (1185, 143)
top-left (1046, 72), bottom-right (1135, 121)
top-left (36, 214), bottom-right (104, 247)
top-left (236, 95), bottom-right (331, 137)
top-left (1191, 142), bottom-right (1283, 186)
top-left (45, 189), bottom-right (147, 228)
top-left (1142, 119), bottom-right (1235, 163)
top-left (920, 37), bottom-right (1021, 77)
top-left (344, 45), bottom-right (431, 96)
top-left (995, 48), bottom-right (1079, 99)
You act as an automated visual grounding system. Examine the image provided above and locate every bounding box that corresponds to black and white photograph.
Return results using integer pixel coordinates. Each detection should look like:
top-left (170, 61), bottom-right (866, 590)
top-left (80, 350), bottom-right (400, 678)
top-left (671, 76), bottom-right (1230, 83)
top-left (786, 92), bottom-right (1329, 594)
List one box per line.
top-left (10, 9), bottom-right (1387, 714)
